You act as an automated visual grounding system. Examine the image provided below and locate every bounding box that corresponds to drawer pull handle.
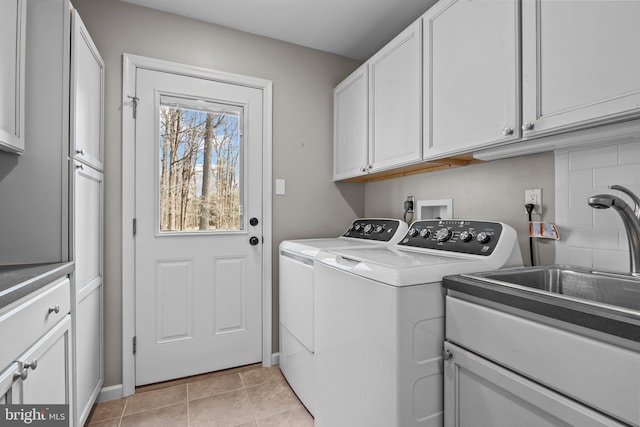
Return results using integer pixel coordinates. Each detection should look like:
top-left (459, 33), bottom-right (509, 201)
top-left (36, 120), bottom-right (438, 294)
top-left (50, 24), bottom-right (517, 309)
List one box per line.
top-left (76, 148), bottom-right (85, 155)
top-left (48, 305), bottom-right (60, 314)
top-left (13, 367), bottom-right (28, 381)
top-left (24, 359), bottom-right (38, 371)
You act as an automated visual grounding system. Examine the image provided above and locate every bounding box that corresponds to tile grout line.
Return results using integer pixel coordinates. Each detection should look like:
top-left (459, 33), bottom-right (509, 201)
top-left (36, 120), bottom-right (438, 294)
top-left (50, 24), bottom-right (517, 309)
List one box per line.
top-left (186, 383), bottom-right (190, 427)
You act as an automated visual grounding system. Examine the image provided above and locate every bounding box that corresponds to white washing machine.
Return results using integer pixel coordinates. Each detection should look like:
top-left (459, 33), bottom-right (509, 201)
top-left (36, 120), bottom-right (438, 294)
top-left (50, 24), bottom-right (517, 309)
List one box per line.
top-left (314, 219), bottom-right (523, 427)
top-left (279, 218), bottom-right (408, 415)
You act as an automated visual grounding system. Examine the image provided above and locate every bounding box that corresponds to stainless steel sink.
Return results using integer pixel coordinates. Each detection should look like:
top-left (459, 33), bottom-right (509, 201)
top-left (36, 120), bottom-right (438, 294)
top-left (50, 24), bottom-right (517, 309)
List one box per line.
top-left (464, 265), bottom-right (640, 312)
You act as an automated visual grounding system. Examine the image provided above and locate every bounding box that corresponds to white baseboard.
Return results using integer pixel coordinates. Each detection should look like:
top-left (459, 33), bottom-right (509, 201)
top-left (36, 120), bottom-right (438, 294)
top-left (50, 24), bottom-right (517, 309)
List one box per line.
top-left (271, 352), bottom-right (280, 366)
top-left (97, 384), bottom-right (123, 403)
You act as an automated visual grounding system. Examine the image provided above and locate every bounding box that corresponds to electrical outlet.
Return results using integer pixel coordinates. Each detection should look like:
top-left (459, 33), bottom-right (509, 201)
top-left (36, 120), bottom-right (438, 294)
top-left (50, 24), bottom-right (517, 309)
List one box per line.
top-left (525, 189), bottom-right (542, 215)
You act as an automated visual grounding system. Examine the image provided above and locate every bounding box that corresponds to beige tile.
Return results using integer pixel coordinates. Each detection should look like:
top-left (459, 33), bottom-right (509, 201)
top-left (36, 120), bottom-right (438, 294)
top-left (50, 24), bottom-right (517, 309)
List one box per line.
top-left (239, 366), bottom-right (284, 387)
top-left (189, 373), bottom-right (244, 401)
top-left (125, 384), bottom-right (187, 415)
top-left (189, 389), bottom-right (256, 427)
top-left (233, 422), bottom-right (258, 427)
top-left (245, 379), bottom-right (302, 419)
top-left (87, 399), bottom-right (126, 423)
top-left (120, 402), bottom-right (188, 427)
top-left (87, 418), bottom-right (121, 427)
top-left (256, 407), bottom-right (314, 427)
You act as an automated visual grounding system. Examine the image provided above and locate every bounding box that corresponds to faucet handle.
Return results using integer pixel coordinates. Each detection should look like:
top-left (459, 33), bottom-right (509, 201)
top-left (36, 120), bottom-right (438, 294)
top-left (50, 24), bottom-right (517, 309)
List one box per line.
top-left (610, 185), bottom-right (640, 219)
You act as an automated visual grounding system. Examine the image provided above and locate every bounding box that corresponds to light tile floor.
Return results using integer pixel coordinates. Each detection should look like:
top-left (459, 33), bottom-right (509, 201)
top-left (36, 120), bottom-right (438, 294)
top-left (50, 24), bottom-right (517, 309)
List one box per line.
top-left (86, 365), bottom-right (314, 427)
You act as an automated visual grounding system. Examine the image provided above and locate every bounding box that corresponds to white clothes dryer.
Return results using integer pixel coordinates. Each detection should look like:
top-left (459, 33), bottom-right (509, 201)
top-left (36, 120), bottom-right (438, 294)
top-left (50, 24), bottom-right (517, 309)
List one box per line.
top-left (313, 219), bottom-right (523, 427)
top-left (279, 218), bottom-right (408, 415)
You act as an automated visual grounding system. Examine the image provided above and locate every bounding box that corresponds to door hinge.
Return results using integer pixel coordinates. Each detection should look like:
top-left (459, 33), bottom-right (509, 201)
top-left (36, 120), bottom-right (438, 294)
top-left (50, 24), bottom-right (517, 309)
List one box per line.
top-left (133, 336), bottom-right (137, 355)
top-left (127, 95), bottom-right (139, 118)
top-left (133, 218), bottom-right (137, 236)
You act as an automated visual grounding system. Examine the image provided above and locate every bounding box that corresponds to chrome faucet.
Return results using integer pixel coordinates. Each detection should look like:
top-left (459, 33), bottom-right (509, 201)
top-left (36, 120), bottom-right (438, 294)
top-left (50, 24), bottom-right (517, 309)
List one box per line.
top-left (588, 185), bottom-right (640, 276)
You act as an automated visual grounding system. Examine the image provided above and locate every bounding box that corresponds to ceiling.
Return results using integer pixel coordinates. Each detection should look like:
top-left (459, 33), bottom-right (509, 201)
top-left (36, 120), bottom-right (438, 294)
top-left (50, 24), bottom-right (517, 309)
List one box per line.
top-left (120, 0), bottom-right (437, 60)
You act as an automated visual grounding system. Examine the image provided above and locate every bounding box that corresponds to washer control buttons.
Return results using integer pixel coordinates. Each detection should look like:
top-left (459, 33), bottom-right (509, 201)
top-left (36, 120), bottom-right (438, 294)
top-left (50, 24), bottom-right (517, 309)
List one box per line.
top-left (375, 225), bottom-right (384, 234)
top-left (354, 223), bottom-right (362, 231)
top-left (408, 228), bottom-right (418, 237)
top-left (363, 224), bottom-right (374, 234)
top-left (476, 232), bottom-right (490, 244)
top-left (459, 231), bottom-right (472, 242)
top-left (436, 228), bottom-right (453, 242)
top-left (419, 229), bottom-right (430, 238)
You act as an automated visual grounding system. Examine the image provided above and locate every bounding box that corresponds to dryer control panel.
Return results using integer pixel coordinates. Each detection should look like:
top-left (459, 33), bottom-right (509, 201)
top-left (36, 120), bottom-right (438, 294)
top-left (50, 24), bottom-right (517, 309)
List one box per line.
top-left (398, 220), bottom-right (503, 256)
top-left (342, 219), bottom-right (406, 242)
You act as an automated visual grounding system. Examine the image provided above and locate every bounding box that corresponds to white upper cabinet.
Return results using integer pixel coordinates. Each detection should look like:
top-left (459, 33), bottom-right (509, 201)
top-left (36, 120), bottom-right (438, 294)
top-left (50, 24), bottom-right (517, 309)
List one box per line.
top-left (522, 0), bottom-right (640, 137)
top-left (423, 0), bottom-right (520, 158)
top-left (334, 64), bottom-right (369, 181)
top-left (71, 9), bottom-right (105, 170)
top-left (0, 0), bottom-right (26, 154)
top-left (369, 20), bottom-right (422, 172)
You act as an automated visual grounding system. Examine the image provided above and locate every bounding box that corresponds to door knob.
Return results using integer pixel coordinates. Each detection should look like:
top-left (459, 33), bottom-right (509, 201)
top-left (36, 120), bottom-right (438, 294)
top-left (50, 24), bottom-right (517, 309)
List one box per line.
top-left (249, 236), bottom-right (260, 246)
top-left (250, 217), bottom-right (259, 226)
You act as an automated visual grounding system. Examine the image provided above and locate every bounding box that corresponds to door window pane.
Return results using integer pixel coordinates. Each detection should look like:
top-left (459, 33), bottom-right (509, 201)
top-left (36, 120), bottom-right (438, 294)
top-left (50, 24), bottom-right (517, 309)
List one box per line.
top-left (159, 97), bottom-right (243, 232)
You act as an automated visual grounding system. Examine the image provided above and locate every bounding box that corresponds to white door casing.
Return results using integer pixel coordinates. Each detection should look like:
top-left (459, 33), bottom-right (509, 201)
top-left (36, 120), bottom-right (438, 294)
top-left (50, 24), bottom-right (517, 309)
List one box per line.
top-left (122, 55), bottom-right (273, 395)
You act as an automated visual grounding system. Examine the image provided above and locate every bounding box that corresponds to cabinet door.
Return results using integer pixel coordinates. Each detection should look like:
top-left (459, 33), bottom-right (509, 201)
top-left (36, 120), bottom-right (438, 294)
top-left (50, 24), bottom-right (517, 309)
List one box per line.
top-left (333, 64), bottom-right (369, 180)
top-left (424, 0), bottom-right (519, 158)
top-left (444, 342), bottom-right (626, 427)
top-left (0, 362), bottom-right (20, 404)
top-left (0, 0), bottom-right (26, 154)
top-left (75, 284), bottom-right (103, 425)
top-left (70, 9), bottom-right (105, 170)
top-left (369, 20), bottom-right (422, 172)
top-left (72, 163), bottom-right (103, 425)
top-left (20, 315), bottom-right (72, 406)
top-left (73, 163), bottom-right (103, 296)
top-left (522, 0), bottom-right (640, 137)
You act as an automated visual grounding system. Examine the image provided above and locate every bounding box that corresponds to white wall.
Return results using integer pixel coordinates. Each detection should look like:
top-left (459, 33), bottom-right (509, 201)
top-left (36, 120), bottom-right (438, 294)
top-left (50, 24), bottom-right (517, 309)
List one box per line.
top-left (364, 152), bottom-right (557, 267)
top-left (555, 141), bottom-right (640, 273)
top-left (71, 0), bottom-right (364, 387)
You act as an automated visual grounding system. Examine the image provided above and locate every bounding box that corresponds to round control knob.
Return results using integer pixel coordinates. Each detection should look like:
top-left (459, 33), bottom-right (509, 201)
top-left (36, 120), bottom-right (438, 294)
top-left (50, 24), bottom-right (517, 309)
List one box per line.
top-left (436, 228), bottom-right (452, 243)
top-left (459, 231), bottom-right (472, 242)
top-left (419, 229), bottom-right (430, 238)
top-left (476, 232), bottom-right (490, 244)
top-left (354, 223), bottom-right (362, 232)
top-left (408, 228), bottom-right (418, 237)
top-left (363, 224), bottom-right (374, 234)
top-left (375, 225), bottom-right (384, 234)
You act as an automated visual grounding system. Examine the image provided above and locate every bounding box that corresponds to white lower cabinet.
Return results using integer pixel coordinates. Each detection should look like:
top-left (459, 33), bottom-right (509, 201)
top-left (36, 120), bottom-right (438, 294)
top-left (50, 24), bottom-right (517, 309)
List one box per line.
top-left (445, 296), bottom-right (640, 427)
top-left (20, 315), bottom-right (72, 406)
top-left (0, 276), bottom-right (72, 417)
top-left (444, 342), bottom-right (625, 427)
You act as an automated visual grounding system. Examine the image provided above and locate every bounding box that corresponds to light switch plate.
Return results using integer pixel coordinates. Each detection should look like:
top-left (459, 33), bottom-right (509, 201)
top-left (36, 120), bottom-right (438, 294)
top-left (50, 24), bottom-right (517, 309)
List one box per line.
top-left (275, 179), bottom-right (286, 195)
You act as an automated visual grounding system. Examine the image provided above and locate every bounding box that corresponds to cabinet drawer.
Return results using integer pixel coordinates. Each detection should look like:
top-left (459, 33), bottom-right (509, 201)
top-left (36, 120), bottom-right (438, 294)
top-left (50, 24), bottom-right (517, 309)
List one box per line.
top-left (0, 277), bottom-right (70, 369)
top-left (446, 296), bottom-right (640, 426)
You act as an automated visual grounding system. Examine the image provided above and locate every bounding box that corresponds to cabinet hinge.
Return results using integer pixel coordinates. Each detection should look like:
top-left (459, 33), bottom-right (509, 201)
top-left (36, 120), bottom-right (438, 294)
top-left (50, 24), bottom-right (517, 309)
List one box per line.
top-left (133, 336), bottom-right (137, 355)
top-left (127, 95), bottom-right (139, 119)
top-left (133, 218), bottom-right (137, 236)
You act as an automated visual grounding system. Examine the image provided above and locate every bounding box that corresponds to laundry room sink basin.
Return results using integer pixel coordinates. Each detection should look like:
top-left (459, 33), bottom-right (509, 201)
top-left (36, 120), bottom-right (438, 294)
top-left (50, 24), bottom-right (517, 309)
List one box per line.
top-left (444, 265), bottom-right (640, 343)
top-left (466, 265), bottom-right (640, 312)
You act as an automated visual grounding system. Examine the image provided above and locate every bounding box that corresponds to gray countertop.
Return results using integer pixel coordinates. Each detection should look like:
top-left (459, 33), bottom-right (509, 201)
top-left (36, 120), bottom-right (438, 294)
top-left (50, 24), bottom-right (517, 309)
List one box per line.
top-left (443, 273), bottom-right (640, 343)
top-left (0, 262), bottom-right (74, 310)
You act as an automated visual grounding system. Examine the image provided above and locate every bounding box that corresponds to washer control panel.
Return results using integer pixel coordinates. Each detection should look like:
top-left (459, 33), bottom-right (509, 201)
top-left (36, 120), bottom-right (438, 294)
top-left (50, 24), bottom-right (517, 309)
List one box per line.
top-left (398, 220), bottom-right (503, 256)
top-left (343, 219), bottom-right (405, 242)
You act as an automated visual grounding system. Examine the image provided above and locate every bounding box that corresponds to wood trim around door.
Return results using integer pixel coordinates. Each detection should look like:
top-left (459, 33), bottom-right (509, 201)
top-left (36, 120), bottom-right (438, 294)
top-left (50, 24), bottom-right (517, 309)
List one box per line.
top-left (121, 53), bottom-right (273, 398)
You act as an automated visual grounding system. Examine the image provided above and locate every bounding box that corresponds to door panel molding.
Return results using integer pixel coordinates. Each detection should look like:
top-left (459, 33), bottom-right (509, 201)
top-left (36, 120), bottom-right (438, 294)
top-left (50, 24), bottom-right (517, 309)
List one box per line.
top-left (122, 54), bottom-right (273, 397)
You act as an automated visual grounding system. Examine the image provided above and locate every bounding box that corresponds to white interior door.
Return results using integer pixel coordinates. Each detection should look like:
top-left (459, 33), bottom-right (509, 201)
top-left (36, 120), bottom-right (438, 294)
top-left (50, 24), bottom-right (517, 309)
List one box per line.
top-left (134, 68), bottom-right (264, 385)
